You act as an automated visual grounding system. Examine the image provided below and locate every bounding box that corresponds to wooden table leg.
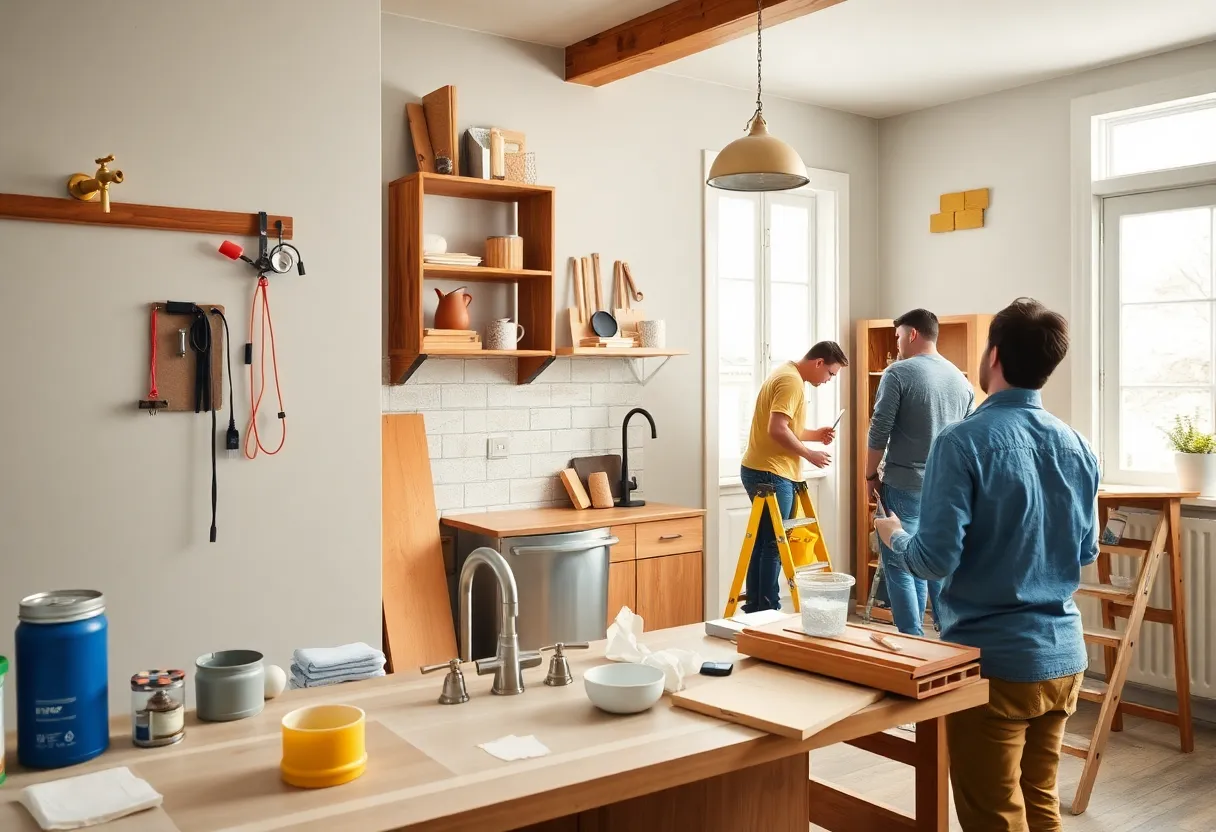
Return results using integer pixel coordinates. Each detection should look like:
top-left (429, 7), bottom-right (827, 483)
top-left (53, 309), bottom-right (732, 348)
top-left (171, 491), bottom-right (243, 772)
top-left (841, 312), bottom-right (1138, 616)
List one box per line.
top-left (915, 717), bottom-right (949, 832)
top-left (1167, 499), bottom-right (1194, 753)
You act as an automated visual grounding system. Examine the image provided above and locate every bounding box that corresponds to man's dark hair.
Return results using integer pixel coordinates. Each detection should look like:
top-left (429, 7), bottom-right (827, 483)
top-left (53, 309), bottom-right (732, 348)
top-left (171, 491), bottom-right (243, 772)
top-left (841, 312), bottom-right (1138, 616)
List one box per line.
top-left (893, 308), bottom-right (939, 342)
top-left (987, 298), bottom-right (1068, 390)
top-left (804, 341), bottom-right (849, 367)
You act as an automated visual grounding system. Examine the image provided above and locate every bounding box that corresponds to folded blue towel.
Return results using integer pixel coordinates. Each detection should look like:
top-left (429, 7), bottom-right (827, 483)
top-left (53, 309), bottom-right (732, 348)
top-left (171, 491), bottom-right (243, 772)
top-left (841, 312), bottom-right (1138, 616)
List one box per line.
top-left (289, 663), bottom-right (386, 688)
top-left (293, 642), bottom-right (385, 674)
top-left (290, 657), bottom-right (385, 682)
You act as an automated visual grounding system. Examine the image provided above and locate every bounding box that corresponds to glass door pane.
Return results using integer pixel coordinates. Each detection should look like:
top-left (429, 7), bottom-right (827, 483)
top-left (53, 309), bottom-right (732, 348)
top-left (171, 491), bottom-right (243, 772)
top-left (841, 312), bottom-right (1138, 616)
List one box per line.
top-left (717, 193), bottom-right (762, 478)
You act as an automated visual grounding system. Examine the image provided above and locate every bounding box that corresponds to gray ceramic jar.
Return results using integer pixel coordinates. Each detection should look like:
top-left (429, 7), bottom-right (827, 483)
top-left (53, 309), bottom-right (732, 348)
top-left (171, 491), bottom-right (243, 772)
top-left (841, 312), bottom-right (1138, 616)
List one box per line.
top-left (195, 650), bottom-right (265, 722)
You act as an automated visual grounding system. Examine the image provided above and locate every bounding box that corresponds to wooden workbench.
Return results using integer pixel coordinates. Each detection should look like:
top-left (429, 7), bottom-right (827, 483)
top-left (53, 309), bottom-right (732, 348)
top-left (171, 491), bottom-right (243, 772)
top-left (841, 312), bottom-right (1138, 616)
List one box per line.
top-left (2, 624), bottom-right (985, 831)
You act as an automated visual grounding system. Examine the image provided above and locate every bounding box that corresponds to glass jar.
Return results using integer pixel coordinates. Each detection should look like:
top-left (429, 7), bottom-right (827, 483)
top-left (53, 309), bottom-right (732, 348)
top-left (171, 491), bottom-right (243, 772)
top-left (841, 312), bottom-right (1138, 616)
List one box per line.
top-left (131, 669), bottom-right (186, 748)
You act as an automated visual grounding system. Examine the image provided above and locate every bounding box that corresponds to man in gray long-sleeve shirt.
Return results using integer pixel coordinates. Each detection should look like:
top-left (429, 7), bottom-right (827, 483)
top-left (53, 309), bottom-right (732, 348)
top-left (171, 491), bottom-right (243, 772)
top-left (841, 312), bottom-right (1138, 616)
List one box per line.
top-left (866, 309), bottom-right (973, 636)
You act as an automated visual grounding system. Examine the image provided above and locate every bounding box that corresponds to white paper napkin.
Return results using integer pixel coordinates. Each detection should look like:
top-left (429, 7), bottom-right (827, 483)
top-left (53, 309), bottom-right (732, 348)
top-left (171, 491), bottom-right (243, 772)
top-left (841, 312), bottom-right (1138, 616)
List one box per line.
top-left (20, 766), bottom-right (163, 830)
top-left (604, 606), bottom-right (703, 692)
top-left (477, 734), bottom-right (551, 761)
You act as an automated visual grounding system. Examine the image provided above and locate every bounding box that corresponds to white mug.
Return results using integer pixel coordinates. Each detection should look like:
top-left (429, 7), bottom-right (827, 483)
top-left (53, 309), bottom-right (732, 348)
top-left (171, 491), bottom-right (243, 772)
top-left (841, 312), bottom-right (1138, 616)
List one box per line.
top-left (486, 318), bottom-right (525, 350)
top-left (638, 320), bottom-right (666, 349)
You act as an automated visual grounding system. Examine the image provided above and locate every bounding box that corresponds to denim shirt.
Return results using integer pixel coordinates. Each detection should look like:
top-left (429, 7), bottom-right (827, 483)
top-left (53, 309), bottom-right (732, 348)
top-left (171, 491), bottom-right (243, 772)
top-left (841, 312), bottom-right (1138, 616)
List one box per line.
top-left (887, 388), bottom-right (1100, 683)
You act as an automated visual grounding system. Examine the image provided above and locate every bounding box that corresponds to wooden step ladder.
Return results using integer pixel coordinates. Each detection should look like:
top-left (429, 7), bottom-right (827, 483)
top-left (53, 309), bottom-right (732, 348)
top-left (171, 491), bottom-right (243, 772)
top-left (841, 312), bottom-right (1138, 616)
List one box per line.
top-left (1062, 489), bottom-right (1196, 815)
top-left (723, 481), bottom-right (832, 617)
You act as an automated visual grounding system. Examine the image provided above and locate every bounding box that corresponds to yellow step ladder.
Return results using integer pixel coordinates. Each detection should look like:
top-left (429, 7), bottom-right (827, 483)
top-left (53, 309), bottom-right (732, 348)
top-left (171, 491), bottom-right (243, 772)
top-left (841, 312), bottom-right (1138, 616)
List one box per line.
top-left (724, 480), bottom-right (833, 617)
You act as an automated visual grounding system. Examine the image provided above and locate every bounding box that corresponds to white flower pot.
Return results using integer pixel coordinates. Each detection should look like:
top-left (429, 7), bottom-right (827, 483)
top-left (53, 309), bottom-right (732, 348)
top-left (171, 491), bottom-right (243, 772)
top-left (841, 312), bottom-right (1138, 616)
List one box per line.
top-left (1174, 452), bottom-right (1216, 496)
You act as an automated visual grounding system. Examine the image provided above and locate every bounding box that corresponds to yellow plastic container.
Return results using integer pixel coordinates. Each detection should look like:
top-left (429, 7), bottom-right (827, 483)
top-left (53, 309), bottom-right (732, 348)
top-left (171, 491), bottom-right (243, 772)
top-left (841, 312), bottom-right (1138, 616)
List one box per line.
top-left (280, 704), bottom-right (367, 789)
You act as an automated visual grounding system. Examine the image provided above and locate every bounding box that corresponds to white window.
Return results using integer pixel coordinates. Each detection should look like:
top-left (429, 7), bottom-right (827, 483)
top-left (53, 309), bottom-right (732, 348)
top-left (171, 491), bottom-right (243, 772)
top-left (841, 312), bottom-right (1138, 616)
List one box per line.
top-left (710, 190), bottom-right (816, 483)
top-left (1101, 95), bottom-right (1216, 179)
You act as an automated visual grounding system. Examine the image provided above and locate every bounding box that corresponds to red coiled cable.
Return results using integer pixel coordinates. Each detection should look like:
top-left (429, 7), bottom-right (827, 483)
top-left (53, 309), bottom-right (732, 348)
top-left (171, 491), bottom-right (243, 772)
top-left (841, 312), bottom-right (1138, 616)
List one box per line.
top-left (148, 304), bottom-right (160, 400)
top-left (244, 276), bottom-right (287, 458)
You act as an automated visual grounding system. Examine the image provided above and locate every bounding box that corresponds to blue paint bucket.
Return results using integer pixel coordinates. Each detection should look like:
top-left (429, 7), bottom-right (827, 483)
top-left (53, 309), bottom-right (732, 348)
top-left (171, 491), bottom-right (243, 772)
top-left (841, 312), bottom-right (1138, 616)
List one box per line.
top-left (16, 590), bottom-right (110, 768)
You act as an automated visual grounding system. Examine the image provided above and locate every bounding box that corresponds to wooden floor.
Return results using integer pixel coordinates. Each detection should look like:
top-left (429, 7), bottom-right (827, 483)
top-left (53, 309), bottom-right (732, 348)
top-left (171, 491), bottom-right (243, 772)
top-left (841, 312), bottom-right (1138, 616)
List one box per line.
top-left (809, 701), bottom-right (1216, 831)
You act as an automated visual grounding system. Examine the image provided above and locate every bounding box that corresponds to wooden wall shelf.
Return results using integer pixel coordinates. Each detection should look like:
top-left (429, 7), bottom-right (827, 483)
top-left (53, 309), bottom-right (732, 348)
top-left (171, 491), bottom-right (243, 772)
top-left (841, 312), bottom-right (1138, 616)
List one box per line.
top-left (557, 348), bottom-right (687, 358)
top-left (0, 193), bottom-right (292, 238)
top-left (388, 172), bottom-right (556, 386)
top-left (852, 314), bottom-right (992, 620)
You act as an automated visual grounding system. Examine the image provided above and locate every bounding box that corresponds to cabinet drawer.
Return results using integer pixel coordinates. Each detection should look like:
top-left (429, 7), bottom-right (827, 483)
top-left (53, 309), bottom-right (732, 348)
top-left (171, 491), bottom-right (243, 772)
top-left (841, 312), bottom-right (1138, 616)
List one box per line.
top-left (636, 517), bottom-right (702, 559)
top-left (609, 525), bottom-right (636, 562)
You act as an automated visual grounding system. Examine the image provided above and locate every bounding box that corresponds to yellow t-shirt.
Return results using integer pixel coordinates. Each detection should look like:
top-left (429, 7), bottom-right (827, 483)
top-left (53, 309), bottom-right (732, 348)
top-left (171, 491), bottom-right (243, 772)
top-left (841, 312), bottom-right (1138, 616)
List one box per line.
top-left (741, 363), bottom-right (806, 481)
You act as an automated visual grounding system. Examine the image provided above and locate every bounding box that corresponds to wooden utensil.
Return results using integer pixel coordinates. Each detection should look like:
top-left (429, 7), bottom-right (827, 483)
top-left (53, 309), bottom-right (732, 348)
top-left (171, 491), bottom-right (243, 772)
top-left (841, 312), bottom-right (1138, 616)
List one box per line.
top-left (589, 253), bottom-right (619, 338)
top-left (572, 258), bottom-right (585, 322)
top-left (405, 103), bottom-right (435, 173)
top-left (580, 256), bottom-right (594, 322)
top-left (421, 85), bottom-right (459, 173)
top-left (622, 262), bottom-right (644, 302)
top-left (559, 468), bottom-right (591, 510)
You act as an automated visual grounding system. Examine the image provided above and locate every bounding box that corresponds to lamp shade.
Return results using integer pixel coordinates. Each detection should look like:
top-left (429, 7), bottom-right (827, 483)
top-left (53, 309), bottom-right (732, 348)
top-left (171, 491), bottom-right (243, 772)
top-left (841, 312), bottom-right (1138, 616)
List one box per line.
top-left (707, 116), bottom-right (809, 192)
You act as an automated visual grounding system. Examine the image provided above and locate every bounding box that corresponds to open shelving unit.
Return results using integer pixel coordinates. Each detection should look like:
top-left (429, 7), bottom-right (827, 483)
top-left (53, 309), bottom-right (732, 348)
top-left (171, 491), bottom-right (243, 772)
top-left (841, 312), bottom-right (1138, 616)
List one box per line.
top-left (852, 313), bottom-right (993, 624)
top-left (387, 172), bottom-right (556, 385)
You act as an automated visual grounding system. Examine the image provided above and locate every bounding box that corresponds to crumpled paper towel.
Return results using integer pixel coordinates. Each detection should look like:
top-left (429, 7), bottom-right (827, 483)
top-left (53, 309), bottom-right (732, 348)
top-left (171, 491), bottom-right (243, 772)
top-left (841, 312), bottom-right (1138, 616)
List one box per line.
top-left (478, 734), bottom-right (551, 761)
top-left (605, 606), bottom-right (702, 692)
top-left (20, 766), bottom-right (162, 830)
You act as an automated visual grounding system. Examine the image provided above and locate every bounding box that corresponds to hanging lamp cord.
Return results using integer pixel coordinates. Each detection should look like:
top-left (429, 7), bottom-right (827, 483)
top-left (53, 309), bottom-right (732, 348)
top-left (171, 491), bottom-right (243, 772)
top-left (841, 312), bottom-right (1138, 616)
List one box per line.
top-left (749, 0), bottom-right (764, 129)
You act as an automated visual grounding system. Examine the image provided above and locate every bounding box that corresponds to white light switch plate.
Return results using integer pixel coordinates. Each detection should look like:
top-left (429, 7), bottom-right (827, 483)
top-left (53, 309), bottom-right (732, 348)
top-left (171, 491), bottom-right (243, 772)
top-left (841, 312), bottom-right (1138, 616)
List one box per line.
top-left (487, 435), bottom-right (509, 459)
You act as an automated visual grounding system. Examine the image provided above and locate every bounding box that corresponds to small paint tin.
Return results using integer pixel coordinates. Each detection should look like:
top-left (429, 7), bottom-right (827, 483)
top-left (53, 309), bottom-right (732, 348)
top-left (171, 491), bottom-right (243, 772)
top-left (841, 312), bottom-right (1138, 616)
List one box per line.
top-left (131, 669), bottom-right (186, 748)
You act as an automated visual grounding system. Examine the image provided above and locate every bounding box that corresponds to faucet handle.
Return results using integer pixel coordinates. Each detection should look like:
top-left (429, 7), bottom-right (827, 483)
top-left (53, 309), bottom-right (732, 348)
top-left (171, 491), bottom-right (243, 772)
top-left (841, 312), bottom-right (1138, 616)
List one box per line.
top-left (540, 643), bottom-right (589, 687)
top-left (540, 642), bottom-right (590, 653)
top-left (419, 658), bottom-right (470, 705)
top-left (95, 154), bottom-right (115, 167)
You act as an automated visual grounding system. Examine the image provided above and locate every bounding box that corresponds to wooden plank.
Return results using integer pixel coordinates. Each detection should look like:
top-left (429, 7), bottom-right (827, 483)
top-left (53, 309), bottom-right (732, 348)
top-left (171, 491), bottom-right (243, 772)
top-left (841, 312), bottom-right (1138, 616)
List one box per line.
top-left (387, 174), bottom-right (423, 357)
top-left (422, 85), bottom-right (459, 172)
top-left (564, 0), bottom-right (851, 87)
top-left (440, 504), bottom-right (706, 537)
top-left (807, 777), bottom-right (915, 831)
top-left (559, 468), bottom-right (591, 510)
top-left (1076, 581), bottom-right (1135, 601)
top-left (405, 102), bottom-right (435, 173)
top-left (0, 192), bottom-right (292, 238)
top-left (1097, 485), bottom-right (1200, 500)
top-left (915, 717), bottom-right (949, 832)
top-left (1165, 498), bottom-right (1195, 753)
top-left (381, 414), bottom-right (457, 672)
top-left (844, 730), bottom-right (917, 767)
top-left (1118, 701), bottom-right (1182, 726)
top-left (399, 171), bottom-right (554, 200)
top-left (671, 662), bottom-right (883, 740)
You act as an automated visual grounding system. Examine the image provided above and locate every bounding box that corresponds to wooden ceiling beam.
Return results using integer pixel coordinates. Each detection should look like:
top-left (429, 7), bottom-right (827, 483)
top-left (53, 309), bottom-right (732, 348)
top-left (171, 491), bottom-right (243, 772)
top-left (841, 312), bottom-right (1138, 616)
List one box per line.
top-left (565, 0), bottom-right (849, 87)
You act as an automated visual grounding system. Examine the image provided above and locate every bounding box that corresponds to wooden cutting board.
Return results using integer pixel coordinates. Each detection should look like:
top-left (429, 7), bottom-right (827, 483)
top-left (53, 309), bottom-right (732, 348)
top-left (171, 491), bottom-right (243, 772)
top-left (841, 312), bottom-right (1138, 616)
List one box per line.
top-left (382, 414), bottom-right (457, 672)
top-left (572, 454), bottom-right (622, 500)
top-left (737, 619), bottom-right (981, 700)
top-left (405, 102), bottom-right (435, 173)
top-left (671, 663), bottom-right (883, 739)
top-left (422, 85), bottom-right (458, 172)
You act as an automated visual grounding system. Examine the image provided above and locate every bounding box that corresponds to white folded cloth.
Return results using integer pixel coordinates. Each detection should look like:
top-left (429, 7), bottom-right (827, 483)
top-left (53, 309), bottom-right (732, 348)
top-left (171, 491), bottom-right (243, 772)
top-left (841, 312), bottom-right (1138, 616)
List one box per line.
top-left (290, 656), bottom-right (385, 681)
top-left (292, 642), bottom-right (385, 675)
top-left (20, 766), bottom-right (162, 830)
top-left (478, 734), bottom-right (551, 761)
top-left (605, 606), bottom-right (702, 692)
top-left (289, 663), bottom-right (386, 688)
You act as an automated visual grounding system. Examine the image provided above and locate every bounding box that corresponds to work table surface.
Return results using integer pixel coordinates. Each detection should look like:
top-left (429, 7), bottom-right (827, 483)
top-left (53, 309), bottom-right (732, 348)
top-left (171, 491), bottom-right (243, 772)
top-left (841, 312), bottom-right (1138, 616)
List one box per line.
top-left (1, 625), bottom-right (985, 832)
top-left (441, 502), bottom-right (705, 537)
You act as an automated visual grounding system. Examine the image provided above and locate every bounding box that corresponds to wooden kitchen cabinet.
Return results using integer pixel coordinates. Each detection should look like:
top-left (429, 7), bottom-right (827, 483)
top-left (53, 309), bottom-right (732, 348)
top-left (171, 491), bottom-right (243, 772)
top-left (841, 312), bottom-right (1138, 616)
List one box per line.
top-left (635, 551), bottom-right (703, 631)
top-left (607, 560), bottom-right (636, 627)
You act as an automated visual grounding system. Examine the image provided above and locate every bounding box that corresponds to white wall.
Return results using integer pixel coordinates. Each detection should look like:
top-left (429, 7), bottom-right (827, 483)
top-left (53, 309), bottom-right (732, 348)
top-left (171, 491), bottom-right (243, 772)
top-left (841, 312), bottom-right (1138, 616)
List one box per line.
top-left (381, 14), bottom-right (879, 510)
top-left (0, 0), bottom-right (383, 718)
top-left (877, 40), bottom-right (1216, 418)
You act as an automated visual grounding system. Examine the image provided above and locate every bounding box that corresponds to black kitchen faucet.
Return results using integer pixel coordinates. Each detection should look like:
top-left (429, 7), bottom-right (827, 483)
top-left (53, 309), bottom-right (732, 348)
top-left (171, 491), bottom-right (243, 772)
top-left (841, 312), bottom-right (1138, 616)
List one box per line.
top-left (619, 407), bottom-right (657, 507)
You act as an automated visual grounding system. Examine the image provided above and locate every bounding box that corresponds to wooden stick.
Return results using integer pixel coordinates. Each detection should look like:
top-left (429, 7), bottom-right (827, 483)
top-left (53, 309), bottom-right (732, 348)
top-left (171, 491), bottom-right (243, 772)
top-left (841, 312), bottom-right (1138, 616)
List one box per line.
top-left (581, 257), bottom-right (594, 318)
top-left (622, 261), bottom-right (644, 301)
top-left (572, 258), bottom-right (585, 322)
top-left (591, 253), bottom-right (603, 312)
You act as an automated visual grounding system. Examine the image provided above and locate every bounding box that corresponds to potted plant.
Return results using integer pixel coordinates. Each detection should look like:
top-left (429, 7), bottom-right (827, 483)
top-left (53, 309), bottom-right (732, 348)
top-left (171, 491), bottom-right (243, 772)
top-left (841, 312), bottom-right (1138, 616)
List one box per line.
top-left (1164, 414), bottom-right (1216, 495)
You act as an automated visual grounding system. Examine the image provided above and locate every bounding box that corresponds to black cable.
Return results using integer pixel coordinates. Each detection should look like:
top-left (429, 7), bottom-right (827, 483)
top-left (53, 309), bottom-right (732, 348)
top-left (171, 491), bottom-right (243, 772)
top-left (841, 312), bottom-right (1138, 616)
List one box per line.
top-left (186, 306), bottom-right (217, 543)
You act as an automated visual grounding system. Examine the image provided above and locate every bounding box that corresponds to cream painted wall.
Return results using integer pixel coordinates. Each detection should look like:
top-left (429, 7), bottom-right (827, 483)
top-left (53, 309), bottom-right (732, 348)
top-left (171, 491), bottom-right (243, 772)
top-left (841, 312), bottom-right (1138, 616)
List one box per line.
top-left (876, 40), bottom-right (1216, 419)
top-left (381, 14), bottom-right (879, 509)
top-left (0, 0), bottom-right (382, 719)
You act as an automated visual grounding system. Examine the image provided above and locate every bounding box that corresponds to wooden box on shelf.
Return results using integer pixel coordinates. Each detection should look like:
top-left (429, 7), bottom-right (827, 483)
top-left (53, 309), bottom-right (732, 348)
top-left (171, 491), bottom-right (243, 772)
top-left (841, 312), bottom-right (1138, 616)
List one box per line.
top-left (852, 314), bottom-right (993, 624)
top-left (387, 173), bottom-right (556, 385)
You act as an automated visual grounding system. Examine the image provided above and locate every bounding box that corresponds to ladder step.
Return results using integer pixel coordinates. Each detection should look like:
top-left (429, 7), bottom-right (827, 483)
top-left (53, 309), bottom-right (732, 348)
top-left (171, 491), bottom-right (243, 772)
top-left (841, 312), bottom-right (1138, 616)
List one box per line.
top-left (783, 517), bottom-right (819, 530)
top-left (1078, 677), bottom-right (1108, 703)
top-left (1075, 582), bottom-right (1135, 601)
top-left (1061, 732), bottom-right (1092, 758)
top-left (1082, 626), bottom-right (1123, 649)
top-left (1099, 542), bottom-right (1149, 557)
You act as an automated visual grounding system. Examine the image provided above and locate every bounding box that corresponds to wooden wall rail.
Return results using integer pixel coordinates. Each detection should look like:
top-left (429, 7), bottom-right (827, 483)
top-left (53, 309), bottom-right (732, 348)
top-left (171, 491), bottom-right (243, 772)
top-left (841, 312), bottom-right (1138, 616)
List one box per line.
top-left (0, 193), bottom-right (292, 238)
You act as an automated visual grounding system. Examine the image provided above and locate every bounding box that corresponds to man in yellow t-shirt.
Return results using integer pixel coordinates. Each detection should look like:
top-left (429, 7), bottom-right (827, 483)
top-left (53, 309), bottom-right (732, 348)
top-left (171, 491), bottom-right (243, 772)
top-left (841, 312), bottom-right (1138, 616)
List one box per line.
top-left (739, 341), bottom-right (849, 612)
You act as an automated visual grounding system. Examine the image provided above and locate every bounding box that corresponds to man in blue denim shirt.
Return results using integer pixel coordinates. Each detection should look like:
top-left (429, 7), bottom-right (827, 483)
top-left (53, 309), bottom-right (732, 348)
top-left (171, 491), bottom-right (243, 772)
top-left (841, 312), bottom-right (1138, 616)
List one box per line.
top-left (875, 298), bottom-right (1099, 831)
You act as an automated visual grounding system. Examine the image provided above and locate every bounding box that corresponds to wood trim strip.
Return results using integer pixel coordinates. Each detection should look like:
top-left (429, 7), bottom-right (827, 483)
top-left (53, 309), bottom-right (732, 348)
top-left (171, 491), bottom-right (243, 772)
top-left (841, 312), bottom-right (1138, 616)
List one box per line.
top-left (845, 730), bottom-right (917, 767)
top-left (0, 192), bottom-right (292, 238)
top-left (807, 777), bottom-right (915, 831)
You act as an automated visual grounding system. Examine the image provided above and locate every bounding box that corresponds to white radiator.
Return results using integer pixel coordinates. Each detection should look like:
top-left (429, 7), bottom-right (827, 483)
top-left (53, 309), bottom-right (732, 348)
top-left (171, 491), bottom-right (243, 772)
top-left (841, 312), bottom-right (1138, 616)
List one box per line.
top-left (1080, 510), bottom-right (1215, 700)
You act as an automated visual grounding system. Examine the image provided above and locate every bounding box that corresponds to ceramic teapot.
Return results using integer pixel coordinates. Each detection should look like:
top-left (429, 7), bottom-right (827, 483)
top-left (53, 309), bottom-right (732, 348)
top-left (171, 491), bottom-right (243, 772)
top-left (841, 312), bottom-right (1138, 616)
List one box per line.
top-left (434, 286), bottom-right (473, 331)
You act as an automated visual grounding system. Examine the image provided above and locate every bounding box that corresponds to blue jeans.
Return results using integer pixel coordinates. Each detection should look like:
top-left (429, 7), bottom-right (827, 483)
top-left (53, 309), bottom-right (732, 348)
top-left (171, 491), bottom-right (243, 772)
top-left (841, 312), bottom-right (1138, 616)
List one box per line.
top-left (739, 467), bottom-right (796, 612)
top-left (877, 483), bottom-right (942, 637)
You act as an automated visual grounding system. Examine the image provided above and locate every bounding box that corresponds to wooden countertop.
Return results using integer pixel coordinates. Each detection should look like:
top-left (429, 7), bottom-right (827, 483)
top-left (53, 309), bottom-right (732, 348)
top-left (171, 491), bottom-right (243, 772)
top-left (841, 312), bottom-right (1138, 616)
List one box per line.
top-left (1097, 484), bottom-right (1200, 500)
top-left (441, 503), bottom-right (705, 537)
top-left (1, 625), bottom-right (987, 832)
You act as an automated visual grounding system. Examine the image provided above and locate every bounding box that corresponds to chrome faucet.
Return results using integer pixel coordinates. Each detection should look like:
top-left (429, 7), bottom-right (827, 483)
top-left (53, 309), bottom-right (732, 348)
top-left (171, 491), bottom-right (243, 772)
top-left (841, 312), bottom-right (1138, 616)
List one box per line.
top-left (458, 546), bottom-right (542, 695)
top-left (619, 407), bottom-right (657, 507)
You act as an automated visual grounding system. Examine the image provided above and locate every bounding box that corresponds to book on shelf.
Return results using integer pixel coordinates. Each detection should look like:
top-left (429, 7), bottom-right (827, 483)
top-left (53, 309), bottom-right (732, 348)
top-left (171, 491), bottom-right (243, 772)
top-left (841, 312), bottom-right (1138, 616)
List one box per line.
top-left (578, 337), bottom-right (637, 348)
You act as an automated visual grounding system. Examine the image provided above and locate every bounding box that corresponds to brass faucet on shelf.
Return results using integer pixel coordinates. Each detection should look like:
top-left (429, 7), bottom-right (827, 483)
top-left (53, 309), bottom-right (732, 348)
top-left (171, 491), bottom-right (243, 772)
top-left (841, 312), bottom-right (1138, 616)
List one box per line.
top-left (67, 154), bottom-right (124, 213)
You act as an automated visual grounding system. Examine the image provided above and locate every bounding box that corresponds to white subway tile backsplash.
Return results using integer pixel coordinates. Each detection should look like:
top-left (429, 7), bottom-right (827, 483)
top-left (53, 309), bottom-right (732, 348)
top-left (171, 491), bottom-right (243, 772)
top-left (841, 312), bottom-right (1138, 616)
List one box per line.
top-left (431, 457), bottom-right (487, 485)
top-left (385, 383), bottom-right (440, 411)
top-left (464, 480), bottom-right (511, 508)
top-left (464, 359), bottom-right (515, 384)
top-left (482, 409), bottom-right (531, 431)
top-left (488, 384), bottom-right (551, 408)
top-left (551, 428), bottom-right (593, 453)
top-left (570, 359), bottom-right (613, 382)
top-left (508, 430), bottom-right (551, 455)
top-left (443, 433), bottom-right (489, 458)
top-left (427, 434), bottom-right (442, 458)
top-left (609, 362), bottom-right (638, 383)
top-left (510, 478), bottom-right (555, 503)
top-left (418, 410), bottom-right (464, 434)
top-left (534, 359), bottom-right (571, 382)
top-left (487, 455), bottom-right (532, 480)
top-left (549, 383), bottom-right (592, 407)
top-left (530, 453), bottom-right (574, 478)
top-left (529, 408), bottom-right (571, 430)
top-left (591, 383), bottom-right (642, 407)
top-left (433, 484), bottom-right (464, 511)
top-left (409, 359), bottom-right (464, 384)
top-left (442, 384), bottom-right (488, 409)
top-left (571, 407), bottom-right (609, 428)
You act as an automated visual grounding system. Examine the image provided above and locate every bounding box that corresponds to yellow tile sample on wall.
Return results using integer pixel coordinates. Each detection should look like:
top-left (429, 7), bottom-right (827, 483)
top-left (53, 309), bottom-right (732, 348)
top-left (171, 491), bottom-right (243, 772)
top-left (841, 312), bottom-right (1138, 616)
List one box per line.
top-left (930, 212), bottom-right (955, 233)
top-left (964, 188), bottom-right (990, 210)
top-left (940, 192), bottom-right (965, 213)
top-left (955, 208), bottom-right (984, 230)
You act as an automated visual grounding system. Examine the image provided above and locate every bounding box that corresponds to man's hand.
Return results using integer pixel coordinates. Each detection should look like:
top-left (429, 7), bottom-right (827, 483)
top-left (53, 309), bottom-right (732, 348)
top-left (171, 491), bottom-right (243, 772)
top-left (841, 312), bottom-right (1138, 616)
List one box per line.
top-left (874, 512), bottom-right (903, 547)
top-left (805, 449), bottom-right (832, 469)
top-left (805, 426), bottom-right (836, 444)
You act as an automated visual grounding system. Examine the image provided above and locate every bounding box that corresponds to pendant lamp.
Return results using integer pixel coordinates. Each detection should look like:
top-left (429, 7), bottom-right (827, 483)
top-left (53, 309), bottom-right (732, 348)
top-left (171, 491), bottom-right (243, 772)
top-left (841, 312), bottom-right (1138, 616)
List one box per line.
top-left (707, 0), bottom-right (809, 192)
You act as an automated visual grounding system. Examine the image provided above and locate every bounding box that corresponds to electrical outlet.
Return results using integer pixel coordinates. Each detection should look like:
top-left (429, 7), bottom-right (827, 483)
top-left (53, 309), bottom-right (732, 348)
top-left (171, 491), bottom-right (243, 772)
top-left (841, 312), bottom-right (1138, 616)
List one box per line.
top-left (487, 435), bottom-right (509, 460)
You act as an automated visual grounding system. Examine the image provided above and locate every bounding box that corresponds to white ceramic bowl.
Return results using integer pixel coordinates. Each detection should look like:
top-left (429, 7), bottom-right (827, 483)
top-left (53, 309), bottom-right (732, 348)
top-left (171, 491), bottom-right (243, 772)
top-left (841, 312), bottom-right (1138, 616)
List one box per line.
top-left (583, 663), bottom-right (665, 714)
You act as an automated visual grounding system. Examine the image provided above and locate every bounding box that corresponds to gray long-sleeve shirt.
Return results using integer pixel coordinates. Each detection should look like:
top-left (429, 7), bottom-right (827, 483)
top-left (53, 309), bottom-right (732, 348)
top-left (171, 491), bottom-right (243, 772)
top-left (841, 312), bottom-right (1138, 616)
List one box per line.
top-left (867, 353), bottom-right (974, 493)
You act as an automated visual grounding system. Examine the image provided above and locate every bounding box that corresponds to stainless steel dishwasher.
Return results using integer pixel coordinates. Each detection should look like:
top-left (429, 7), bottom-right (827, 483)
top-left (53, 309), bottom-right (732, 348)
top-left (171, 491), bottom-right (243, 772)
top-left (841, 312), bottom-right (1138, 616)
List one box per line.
top-left (446, 526), bottom-right (616, 661)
